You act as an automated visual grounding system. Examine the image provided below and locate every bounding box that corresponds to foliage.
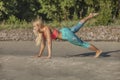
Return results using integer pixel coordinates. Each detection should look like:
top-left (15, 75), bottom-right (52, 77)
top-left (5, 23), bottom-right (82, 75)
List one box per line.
top-left (0, 0), bottom-right (120, 29)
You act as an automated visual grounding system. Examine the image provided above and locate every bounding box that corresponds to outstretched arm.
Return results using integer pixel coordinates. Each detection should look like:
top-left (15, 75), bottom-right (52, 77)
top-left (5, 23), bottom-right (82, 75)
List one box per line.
top-left (45, 27), bottom-right (52, 59)
top-left (38, 36), bottom-right (46, 57)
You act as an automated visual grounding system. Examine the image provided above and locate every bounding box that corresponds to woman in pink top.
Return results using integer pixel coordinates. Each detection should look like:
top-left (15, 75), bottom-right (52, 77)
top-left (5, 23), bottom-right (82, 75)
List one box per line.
top-left (33, 13), bottom-right (102, 59)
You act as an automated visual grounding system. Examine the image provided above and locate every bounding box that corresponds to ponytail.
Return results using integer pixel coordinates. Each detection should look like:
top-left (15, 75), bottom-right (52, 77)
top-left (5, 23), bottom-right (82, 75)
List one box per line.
top-left (33, 30), bottom-right (42, 46)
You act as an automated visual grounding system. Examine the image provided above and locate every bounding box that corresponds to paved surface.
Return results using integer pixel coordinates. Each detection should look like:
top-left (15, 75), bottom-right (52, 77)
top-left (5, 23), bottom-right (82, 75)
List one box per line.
top-left (0, 41), bottom-right (120, 80)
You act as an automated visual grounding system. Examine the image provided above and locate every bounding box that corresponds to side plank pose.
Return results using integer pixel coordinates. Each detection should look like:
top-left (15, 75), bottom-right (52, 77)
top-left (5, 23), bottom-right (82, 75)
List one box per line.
top-left (32, 13), bottom-right (102, 59)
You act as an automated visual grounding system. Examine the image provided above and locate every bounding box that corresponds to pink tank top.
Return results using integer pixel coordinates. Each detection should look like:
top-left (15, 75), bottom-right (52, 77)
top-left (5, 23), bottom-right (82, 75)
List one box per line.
top-left (43, 29), bottom-right (58, 40)
top-left (51, 29), bottom-right (58, 39)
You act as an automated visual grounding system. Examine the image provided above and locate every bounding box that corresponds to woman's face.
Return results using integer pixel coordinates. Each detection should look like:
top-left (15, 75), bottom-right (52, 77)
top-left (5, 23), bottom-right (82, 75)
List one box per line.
top-left (33, 19), bottom-right (44, 33)
top-left (33, 22), bottom-right (42, 32)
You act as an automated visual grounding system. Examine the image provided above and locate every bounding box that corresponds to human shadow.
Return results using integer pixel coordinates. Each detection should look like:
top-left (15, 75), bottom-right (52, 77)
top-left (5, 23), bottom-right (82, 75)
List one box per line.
top-left (68, 50), bottom-right (120, 57)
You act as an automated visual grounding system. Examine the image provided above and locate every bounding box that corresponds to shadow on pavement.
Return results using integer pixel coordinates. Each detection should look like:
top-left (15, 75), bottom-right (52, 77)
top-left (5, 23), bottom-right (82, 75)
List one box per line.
top-left (68, 50), bottom-right (120, 57)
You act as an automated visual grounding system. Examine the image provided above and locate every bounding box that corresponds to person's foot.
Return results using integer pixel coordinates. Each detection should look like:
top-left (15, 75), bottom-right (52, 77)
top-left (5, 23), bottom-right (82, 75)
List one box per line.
top-left (41, 56), bottom-right (51, 59)
top-left (89, 13), bottom-right (99, 18)
top-left (94, 50), bottom-right (102, 58)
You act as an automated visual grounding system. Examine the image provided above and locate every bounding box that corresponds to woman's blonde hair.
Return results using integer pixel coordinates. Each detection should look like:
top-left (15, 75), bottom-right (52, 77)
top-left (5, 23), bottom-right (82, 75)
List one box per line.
top-left (32, 17), bottom-right (44, 46)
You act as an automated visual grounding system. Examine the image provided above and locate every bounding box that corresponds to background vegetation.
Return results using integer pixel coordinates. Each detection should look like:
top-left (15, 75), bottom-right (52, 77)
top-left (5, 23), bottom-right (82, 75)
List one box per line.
top-left (0, 0), bottom-right (120, 29)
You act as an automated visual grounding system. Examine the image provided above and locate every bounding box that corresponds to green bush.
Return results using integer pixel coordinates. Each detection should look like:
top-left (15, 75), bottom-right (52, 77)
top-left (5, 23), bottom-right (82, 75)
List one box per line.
top-left (0, 0), bottom-right (120, 29)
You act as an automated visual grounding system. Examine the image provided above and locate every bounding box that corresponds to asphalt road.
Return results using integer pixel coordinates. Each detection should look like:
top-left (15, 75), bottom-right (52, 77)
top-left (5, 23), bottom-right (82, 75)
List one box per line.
top-left (0, 41), bottom-right (120, 80)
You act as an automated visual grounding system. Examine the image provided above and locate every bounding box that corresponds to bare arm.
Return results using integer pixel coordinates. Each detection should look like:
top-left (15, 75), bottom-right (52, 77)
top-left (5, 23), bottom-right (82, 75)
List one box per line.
top-left (38, 35), bottom-right (46, 57)
top-left (45, 27), bottom-right (52, 59)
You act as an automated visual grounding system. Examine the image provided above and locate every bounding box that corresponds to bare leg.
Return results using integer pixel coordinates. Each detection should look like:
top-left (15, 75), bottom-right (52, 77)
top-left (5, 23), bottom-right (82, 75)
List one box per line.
top-left (70, 13), bottom-right (99, 33)
top-left (80, 13), bottom-right (101, 58)
top-left (88, 44), bottom-right (102, 58)
top-left (80, 13), bottom-right (99, 23)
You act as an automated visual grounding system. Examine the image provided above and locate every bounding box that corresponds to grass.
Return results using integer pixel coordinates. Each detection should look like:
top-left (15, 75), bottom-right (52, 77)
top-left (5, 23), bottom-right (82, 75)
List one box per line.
top-left (109, 19), bottom-right (120, 27)
top-left (0, 22), bottom-right (32, 30)
top-left (0, 19), bottom-right (120, 30)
